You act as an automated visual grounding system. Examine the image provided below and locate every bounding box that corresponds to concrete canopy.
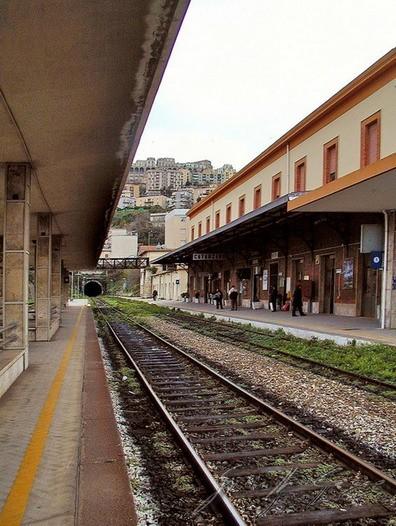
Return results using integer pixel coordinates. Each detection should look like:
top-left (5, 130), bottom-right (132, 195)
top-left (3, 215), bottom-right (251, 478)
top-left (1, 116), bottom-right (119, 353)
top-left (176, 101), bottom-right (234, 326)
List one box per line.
top-left (153, 194), bottom-right (304, 265)
top-left (0, 0), bottom-right (189, 269)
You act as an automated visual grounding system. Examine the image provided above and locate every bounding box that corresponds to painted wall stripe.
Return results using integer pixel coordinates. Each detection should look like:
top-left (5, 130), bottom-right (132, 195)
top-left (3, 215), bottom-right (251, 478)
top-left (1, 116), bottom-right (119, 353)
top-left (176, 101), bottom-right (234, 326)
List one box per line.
top-left (0, 307), bottom-right (84, 526)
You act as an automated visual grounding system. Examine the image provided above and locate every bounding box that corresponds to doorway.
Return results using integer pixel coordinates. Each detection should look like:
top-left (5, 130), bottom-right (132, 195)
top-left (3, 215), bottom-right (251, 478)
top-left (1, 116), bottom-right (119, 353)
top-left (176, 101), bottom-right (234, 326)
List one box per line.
top-left (362, 254), bottom-right (380, 318)
top-left (294, 259), bottom-right (304, 284)
top-left (269, 263), bottom-right (278, 292)
top-left (323, 255), bottom-right (335, 314)
top-left (253, 274), bottom-right (260, 302)
top-left (204, 276), bottom-right (209, 303)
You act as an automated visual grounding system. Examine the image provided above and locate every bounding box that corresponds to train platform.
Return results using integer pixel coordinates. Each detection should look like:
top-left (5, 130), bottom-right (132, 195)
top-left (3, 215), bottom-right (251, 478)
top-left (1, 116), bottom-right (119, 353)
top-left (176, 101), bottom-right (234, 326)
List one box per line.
top-left (0, 303), bottom-right (136, 526)
top-left (140, 299), bottom-right (396, 346)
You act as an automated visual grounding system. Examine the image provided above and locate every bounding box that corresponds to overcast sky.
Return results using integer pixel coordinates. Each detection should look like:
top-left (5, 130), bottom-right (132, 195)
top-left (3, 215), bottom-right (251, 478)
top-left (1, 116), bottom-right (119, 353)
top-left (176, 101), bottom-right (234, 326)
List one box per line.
top-left (135, 0), bottom-right (396, 170)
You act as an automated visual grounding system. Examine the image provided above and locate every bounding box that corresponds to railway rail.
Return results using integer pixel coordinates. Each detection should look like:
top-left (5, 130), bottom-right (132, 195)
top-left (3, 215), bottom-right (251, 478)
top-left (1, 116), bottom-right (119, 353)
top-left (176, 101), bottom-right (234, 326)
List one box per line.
top-left (160, 311), bottom-right (396, 395)
top-left (110, 298), bottom-right (396, 398)
top-left (94, 300), bottom-right (396, 525)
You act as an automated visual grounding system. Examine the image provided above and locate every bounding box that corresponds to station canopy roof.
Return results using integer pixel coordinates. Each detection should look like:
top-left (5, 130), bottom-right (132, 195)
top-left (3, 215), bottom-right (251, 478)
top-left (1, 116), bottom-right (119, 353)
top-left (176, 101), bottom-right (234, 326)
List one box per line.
top-left (0, 0), bottom-right (189, 269)
top-left (153, 193), bottom-right (303, 265)
top-left (288, 154), bottom-right (396, 214)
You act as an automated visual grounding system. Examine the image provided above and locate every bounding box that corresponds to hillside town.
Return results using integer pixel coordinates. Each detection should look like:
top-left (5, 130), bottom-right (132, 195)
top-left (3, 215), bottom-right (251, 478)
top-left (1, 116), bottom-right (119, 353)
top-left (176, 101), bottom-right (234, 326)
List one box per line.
top-left (119, 156), bottom-right (236, 209)
top-left (98, 156), bottom-right (236, 298)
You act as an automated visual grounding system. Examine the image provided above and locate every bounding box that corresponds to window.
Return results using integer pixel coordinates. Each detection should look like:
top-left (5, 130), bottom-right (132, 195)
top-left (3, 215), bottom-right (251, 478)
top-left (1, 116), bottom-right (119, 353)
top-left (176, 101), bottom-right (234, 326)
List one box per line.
top-left (198, 222), bottom-right (202, 237)
top-left (238, 195), bottom-right (245, 217)
top-left (272, 174), bottom-right (281, 200)
top-left (294, 158), bottom-right (306, 192)
top-left (191, 226), bottom-right (195, 240)
top-left (215, 210), bottom-right (220, 229)
top-left (253, 185), bottom-right (261, 209)
top-left (361, 111), bottom-right (380, 167)
top-left (226, 204), bottom-right (232, 224)
top-left (323, 138), bottom-right (338, 183)
top-left (206, 216), bottom-right (210, 234)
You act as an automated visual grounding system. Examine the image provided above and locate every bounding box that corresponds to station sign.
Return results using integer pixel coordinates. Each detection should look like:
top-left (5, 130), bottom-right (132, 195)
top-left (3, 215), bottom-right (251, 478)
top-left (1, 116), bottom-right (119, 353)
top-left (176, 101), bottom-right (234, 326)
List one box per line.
top-left (192, 253), bottom-right (224, 261)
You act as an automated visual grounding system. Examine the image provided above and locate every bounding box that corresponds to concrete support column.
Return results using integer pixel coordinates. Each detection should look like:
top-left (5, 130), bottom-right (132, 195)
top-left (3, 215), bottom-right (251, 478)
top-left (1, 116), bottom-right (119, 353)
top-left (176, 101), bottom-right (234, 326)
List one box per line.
top-left (384, 211), bottom-right (396, 328)
top-left (50, 235), bottom-right (61, 338)
top-left (3, 163), bottom-right (31, 356)
top-left (35, 213), bottom-right (52, 341)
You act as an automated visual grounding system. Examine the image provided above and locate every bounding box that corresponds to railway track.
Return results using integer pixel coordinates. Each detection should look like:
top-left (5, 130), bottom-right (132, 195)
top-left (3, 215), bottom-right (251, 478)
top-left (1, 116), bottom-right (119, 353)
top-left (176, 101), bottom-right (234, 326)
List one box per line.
top-left (111, 298), bottom-right (396, 398)
top-left (159, 311), bottom-right (396, 397)
top-left (95, 301), bottom-right (396, 525)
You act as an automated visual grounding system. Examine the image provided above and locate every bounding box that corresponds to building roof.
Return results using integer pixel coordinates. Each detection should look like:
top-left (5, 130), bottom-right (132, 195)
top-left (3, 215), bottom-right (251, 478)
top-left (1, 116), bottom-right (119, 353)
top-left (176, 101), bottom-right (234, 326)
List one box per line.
top-left (0, 0), bottom-right (189, 269)
top-left (188, 48), bottom-right (396, 219)
top-left (166, 208), bottom-right (189, 217)
top-left (138, 245), bottom-right (169, 256)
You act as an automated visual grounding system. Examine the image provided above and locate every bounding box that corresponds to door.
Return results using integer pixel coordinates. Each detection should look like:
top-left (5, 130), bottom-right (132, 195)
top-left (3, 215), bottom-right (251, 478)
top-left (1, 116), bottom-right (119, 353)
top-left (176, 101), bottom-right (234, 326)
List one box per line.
top-left (362, 254), bottom-right (378, 318)
top-left (204, 276), bottom-right (209, 303)
top-left (294, 259), bottom-right (304, 283)
top-left (269, 263), bottom-right (278, 292)
top-left (253, 274), bottom-right (260, 302)
top-left (323, 255), bottom-right (335, 314)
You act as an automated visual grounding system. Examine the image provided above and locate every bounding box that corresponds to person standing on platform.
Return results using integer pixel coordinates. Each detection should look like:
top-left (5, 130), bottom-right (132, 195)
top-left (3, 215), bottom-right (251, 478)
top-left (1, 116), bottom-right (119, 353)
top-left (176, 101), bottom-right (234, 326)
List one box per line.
top-left (152, 290), bottom-right (158, 301)
top-left (292, 283), bottom-right (305, 316)
top-left (214, 289), bottom-right (223, 309)
top-left (269, 286), bottom-right (277, 312)
top-left (229, 285), bottom-right (238, 311)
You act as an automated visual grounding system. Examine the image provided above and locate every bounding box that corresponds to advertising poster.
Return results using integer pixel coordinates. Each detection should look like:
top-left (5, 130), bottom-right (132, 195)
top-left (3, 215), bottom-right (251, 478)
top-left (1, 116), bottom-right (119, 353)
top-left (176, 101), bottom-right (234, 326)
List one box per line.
top-left (262, 269), bottom-right (268, 290)
top-left (343, 258), bottom-right (354, 289)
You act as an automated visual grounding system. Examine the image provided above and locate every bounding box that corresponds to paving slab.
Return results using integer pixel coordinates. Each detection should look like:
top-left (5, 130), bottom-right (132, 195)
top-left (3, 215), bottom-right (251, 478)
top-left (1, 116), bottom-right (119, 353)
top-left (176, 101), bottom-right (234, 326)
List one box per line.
top-left (0, 305), bottom-right (136, 526)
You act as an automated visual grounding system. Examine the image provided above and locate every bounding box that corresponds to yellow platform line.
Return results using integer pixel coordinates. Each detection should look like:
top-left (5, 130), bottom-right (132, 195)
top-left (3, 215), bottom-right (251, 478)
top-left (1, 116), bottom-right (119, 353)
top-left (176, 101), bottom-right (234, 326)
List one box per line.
top-left (0, 307), bottom-right (85, 526)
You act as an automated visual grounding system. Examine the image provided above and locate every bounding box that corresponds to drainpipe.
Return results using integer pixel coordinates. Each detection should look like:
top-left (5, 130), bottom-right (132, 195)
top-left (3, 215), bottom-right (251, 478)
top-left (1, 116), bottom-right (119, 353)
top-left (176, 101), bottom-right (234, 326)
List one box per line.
top-left (286, 143), bottom-right (290, 194)
top-left (380, 210), bottom-right (389, 329)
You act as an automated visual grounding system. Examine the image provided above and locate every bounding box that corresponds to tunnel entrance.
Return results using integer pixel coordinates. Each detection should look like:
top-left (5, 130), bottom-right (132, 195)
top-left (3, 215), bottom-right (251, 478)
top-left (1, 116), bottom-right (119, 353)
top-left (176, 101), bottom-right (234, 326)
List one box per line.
top-left (84, 280), bottom-right (103, 297)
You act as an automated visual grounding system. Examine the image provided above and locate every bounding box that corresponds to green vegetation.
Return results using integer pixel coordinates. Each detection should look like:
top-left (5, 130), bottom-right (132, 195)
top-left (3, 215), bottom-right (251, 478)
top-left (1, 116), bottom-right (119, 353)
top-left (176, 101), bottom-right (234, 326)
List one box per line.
top-left (275, 337), bottom-right (396, 382)
top-left (104, 296), bottom-right (173, 320)
top-left (118, 367), bottom-right (142, 393)
top-left (101, 297), bottom-right (396, 384)
top-left (111, 207), bottom-right (165, 245)
top-left (152, 431), bottom-right (174, 458)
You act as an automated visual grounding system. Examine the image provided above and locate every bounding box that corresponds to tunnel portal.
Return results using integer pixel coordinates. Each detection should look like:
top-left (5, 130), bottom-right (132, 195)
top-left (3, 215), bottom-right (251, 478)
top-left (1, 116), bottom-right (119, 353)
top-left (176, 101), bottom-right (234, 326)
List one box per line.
top-left (84, 280), bottom-right (103, 297)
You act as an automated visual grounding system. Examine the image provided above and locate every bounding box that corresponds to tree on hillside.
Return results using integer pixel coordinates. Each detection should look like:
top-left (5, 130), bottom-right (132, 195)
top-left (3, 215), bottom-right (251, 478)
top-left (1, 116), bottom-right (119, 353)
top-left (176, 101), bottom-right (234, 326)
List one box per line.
top-left (112, 208), bottom-right (165, 245)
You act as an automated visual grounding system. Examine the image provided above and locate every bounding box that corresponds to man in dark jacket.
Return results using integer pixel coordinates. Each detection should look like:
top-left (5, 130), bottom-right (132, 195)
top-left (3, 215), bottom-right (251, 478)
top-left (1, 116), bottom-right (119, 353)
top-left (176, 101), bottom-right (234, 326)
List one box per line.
top-left (292, 283), bottom-right (305, 316)
top-left (269, 286), bottom-right (277, 311)
top-left (213, 289), bottom-right (223, 309)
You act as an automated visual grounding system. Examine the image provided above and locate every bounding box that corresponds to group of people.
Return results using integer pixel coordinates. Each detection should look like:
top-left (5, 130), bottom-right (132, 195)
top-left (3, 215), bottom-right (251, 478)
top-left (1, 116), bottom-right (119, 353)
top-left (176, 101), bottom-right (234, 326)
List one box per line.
top-left (269, 283), bottom-right (305, 316)
top-left (155, 282), bottom-right (306, 317)
top-left (210, 286), bottom-right (238, 310)
top-left (208, 282), bottom-right (306, 316)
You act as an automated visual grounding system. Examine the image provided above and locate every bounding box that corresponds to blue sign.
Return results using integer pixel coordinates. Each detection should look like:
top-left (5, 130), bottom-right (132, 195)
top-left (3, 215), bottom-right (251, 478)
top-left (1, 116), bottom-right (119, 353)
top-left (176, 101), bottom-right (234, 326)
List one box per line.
top-left (370, 251), bottom-right (383, 269)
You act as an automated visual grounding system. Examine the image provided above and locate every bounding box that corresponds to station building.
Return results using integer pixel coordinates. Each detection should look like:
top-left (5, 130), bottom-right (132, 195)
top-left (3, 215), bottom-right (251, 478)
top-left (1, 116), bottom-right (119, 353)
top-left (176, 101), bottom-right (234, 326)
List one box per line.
top-left (155, 49), bottom-right (396, 328)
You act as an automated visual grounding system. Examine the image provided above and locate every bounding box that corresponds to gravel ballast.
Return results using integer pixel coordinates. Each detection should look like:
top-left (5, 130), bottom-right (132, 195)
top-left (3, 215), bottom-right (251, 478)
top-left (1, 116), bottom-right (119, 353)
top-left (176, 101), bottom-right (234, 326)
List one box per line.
top-left (144, 317), bottom-right (396, 471)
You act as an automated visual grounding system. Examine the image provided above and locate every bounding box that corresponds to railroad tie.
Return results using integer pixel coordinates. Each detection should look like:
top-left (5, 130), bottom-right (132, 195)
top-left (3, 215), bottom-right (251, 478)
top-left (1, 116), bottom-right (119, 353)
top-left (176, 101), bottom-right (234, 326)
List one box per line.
top-left (256, 504), bottom-right (392, 526)
top-left (232, 480), bottom-right (342, 499)
top-left (205, 444), bottom-right (307, 462)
